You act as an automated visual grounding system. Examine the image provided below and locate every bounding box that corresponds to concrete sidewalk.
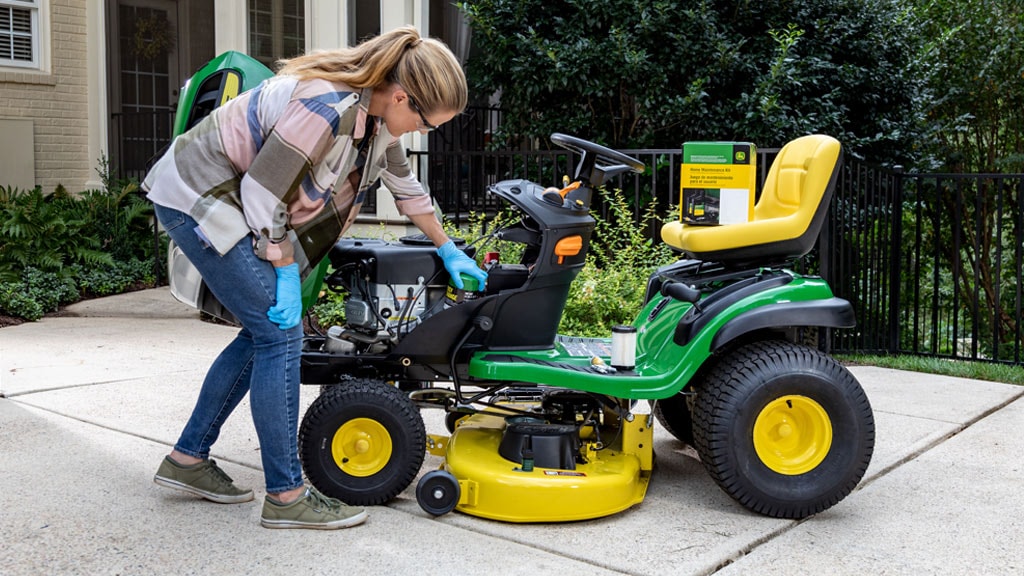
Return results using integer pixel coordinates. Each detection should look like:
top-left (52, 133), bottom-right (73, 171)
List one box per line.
top-left (1, 288), bottom-right (1022, 575)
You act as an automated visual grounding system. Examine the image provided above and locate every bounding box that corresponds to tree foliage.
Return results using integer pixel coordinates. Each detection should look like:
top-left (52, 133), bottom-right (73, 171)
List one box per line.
top-left (904, 1), bottom-right (1024, 360)
top-left (460, 0), bottom-right (922, 163)
top-left (913, 0), bottom-right (1024, 172)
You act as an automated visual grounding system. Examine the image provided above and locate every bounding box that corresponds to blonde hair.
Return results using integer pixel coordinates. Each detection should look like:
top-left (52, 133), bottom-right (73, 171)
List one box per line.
top-left (276, 26), bottom-right (467, 115)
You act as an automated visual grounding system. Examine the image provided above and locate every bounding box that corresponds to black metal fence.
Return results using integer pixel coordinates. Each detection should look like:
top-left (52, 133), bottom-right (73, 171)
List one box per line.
top-left (110, 110), bottom-right (175, 183)
top-left (408, 145), bottom-right (1024, 365)
top-left (115, 103), bottom-right (1021, 365)
top-left (408, 147), bottom-right (781, 229)
top-left (828, 167), bottom-right (1024, 364)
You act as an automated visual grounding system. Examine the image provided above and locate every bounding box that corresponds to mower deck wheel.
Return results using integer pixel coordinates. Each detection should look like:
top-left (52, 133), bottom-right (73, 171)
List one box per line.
top-left (416, 470), bottom-right (461, 516)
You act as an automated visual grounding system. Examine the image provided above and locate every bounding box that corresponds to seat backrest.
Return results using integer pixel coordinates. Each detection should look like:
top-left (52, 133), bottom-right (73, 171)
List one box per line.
top-left (659, 134), bottom-right (842, 265)
top-left (755, 134), bottom-right (842, 223)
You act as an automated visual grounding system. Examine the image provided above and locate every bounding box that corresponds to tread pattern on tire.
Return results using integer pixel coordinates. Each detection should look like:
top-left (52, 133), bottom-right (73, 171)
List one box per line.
top-left (299, 379), bottom-right (426, 506)
top-left (691, 340), bottom-right (874, 519)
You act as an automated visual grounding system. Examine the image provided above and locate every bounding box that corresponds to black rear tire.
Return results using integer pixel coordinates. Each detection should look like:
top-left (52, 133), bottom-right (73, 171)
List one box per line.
top-left (299, 379), bottom-right (426, 506)
top-left (691, 340), bottom-right (874, 519)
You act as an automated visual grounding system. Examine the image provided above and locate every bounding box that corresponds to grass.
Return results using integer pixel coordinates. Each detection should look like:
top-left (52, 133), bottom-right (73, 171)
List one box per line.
top-left (838, 354), bottom-right (1024, 386)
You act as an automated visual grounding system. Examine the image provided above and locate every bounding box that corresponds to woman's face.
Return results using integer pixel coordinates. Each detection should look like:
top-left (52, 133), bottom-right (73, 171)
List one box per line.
top-left (381, 85), bottom-right (457, 135)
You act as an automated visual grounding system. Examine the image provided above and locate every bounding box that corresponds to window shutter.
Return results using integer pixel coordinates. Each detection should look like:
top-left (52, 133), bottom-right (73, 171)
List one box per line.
top-left (0, 5), bottom-right (34, 62)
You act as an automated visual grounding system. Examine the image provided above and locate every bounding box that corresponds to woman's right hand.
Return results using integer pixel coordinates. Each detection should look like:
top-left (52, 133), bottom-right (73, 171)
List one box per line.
top-left (267, 263), bottom-right (302, 329)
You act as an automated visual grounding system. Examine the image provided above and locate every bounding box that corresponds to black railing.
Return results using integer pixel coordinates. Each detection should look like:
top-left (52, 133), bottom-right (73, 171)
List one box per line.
top-left (408, 145), bottom-right (1024, 365)
top-left (408, 147), bottom-right (780, 232)
top-left (110, 110), bottom-right (175, 182)
top-left (891, 172), bottom-right (1023, 363)
top-left (114, 103), bottom-right (1021, 365)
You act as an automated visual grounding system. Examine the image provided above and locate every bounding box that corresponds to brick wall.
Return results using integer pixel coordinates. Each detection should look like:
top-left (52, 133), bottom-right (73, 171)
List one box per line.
top-left (0, 0), bottom-right (91, 192)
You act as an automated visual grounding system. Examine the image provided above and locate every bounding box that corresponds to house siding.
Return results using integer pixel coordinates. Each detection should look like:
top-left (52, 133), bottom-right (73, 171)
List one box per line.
top-left (0, 0), bottom-right (91, 192)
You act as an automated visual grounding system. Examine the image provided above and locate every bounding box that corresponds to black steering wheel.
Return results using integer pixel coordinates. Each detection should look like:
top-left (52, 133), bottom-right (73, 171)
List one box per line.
top-left (550, 133), bottom-right (646, 188)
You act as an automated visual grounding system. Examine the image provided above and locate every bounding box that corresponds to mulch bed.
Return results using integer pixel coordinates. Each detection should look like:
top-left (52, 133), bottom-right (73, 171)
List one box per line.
top-left (0, 314), bottom-right (25, 329)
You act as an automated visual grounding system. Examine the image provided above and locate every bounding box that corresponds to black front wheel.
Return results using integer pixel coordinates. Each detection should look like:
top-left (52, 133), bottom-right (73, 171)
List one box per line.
top-left (691, 340), bottom-right (874, 519)
top-left (299, 379), bottom-right (426, 506)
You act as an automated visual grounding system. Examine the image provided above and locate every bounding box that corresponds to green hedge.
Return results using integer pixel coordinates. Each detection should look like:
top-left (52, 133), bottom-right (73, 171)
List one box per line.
top-left (0, 166), bottom-right (159, 322)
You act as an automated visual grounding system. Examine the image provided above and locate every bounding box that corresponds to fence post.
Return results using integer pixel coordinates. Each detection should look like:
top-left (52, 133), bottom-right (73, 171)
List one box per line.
top-left (888, 166), bottom-right (904, 354)
top-left (818, 180), bottom-right (833, 353)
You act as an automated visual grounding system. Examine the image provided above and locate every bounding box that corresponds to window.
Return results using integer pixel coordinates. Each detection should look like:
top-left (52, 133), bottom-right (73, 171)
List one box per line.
top-left (0, 0), bottom-right (38, 68)
top-left (249, 0), bottom-right (305, 69)
top-left (348, 0), bottom-right (379, 46)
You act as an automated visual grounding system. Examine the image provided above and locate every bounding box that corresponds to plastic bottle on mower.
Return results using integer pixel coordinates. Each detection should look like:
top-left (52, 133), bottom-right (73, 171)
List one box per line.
top-left (297, 133), bottom-right (874, 522)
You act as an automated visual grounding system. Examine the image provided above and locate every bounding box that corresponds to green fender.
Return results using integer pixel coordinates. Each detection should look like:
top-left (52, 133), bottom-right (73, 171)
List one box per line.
top-left (709, 297), bottom-right (855, 352)
top-left (468, 273), bottom-right (843, 400)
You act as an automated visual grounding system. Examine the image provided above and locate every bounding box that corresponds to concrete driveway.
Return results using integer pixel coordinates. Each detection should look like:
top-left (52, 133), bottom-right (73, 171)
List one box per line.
top-left (2, 288), bottom-right (1021, 575)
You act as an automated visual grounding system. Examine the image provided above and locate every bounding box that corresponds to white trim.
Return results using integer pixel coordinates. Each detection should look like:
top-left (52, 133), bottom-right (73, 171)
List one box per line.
top-left (86, 0), bottom-right (107, 189)
top-left (379, 0), bottom-right (412, 35)
top-left (214, 0), bottom-right (247, 54)
top-left (310, 0), bottom-right (347, 50)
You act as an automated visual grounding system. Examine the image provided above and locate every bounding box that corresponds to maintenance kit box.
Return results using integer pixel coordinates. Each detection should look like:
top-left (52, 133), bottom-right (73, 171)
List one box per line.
top-left (680, 142), bottom-right (756, 225)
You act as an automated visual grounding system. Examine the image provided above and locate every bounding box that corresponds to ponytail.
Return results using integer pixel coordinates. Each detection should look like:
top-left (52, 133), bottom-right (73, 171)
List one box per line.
top-left (276, 26), bottom-right (466, 115)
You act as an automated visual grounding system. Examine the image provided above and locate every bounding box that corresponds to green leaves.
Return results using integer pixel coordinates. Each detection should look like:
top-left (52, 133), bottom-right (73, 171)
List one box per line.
top-left (0, 166), bottom-right (159, 321)
top-left (0, 186), bottom-right (113, 281)
top-left (461, 0), bottom-right (922, 160)
top-left (913, 0), bottom-right (1024, 172)
top-left (560, 187), bottom-right (675, 337)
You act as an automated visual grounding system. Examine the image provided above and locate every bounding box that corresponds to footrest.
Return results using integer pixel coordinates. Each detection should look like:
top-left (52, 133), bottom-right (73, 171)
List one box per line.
top-left (555, 335), bottom-right (613, 358)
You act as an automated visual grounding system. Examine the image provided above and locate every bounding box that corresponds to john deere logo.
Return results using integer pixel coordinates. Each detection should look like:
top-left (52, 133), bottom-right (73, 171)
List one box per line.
top-left (735, 151), bottom-right (746, 162)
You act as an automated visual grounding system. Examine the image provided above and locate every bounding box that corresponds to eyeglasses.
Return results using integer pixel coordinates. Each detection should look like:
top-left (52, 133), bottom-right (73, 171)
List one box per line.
top-left (408, 97), bottom-right (439, 132)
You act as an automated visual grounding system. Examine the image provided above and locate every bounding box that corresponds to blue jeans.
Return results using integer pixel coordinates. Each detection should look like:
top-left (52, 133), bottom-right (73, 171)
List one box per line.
top-left (154, 203), bottom-right (304, 493)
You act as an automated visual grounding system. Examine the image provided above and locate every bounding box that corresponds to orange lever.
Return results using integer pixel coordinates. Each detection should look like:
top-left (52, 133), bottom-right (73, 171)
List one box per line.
top-left (558, 180), bottom-right (581, 198)
top-left (554, 235), bottom-right (583, 264)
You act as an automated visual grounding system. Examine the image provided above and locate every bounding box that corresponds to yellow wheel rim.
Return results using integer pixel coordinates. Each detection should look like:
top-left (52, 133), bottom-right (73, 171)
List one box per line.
top-left (331, 418), bottom-right (393, 477)
top-left (753, 395), bottom-right (832, 475)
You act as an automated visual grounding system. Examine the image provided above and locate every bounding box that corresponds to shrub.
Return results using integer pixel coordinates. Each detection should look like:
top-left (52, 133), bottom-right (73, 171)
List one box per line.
top-left (0, 282), bottom-right (44, 321)
top-left (0, 186), bottom-right (112, 282)
top-left (71, 258), bottom-right (157, 297)
top-left (0, 267), bottom-right (80, 321)
top-left (560, 188), bottom-right (675, 336)
top-left (461, 0), bottom-right (924, 163)
top-left (0, 159), bottom-right (159, 322)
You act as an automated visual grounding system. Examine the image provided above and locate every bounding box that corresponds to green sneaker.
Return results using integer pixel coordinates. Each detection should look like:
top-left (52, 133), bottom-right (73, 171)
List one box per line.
top-left (153, 456), bottom-right (254, 504)
top-left (261, 487), bottom-right (368, 530)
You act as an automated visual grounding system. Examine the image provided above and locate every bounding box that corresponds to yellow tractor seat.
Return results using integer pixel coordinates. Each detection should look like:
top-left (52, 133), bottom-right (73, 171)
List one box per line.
top-left (661, 134), bottom-right (843, 264)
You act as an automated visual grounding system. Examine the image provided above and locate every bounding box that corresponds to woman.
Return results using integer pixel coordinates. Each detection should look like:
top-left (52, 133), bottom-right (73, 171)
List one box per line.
top-left (144, 26), bottom-right (486, 530)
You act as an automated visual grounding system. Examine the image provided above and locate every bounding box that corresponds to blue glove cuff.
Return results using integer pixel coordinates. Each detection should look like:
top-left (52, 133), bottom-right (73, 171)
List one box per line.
top-left (436, 240), bottom-right (460, 260)
top-left (274, 262), bottom-right (300, 281)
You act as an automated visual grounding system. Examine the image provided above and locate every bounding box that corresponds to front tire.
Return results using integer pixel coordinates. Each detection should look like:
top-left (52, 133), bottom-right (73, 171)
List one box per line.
top-left (691, 340), bottom-right (874, 519)
top-left (299, 379), bottom-right (426, 505)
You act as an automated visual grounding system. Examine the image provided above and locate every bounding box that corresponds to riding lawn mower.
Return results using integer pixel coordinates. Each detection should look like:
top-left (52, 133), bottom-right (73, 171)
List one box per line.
top-left (166, 52), bottom-right (874, 523)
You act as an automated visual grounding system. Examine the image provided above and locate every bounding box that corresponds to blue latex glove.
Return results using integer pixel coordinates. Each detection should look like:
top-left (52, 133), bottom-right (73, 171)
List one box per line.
top-left (267, 263), bottom-right (302, 330)
top-left (437, 240), bottom-right (488, 290)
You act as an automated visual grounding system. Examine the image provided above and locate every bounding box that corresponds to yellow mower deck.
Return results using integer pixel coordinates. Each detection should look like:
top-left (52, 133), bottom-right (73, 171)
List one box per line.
top-left (427, 410), bottom-right (654, 522)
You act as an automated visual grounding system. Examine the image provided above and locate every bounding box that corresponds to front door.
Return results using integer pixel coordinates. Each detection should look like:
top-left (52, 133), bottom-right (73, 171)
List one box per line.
top-left (106, 0), bottom-right (179, 182)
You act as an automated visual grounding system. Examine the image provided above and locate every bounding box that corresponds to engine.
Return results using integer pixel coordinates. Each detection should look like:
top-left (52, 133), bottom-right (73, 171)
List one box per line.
top-left (321, 237), bottom-right (460, 353)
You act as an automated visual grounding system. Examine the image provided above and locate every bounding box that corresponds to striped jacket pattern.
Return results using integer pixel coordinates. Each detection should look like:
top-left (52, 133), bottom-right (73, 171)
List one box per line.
top-left (143, 75), bottom-right (434, 277)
